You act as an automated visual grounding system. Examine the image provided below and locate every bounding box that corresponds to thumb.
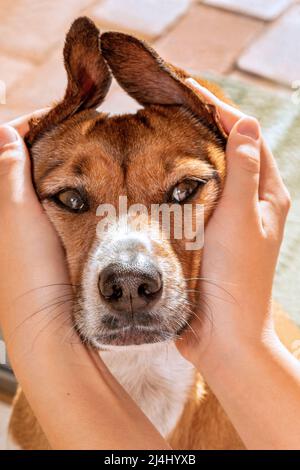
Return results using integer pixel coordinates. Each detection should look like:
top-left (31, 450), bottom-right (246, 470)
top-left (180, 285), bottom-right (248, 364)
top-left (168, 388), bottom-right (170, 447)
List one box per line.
top-left (0, 125), bottom-right (34, 206)
top-left (222, 117), bottom-right (261, 210)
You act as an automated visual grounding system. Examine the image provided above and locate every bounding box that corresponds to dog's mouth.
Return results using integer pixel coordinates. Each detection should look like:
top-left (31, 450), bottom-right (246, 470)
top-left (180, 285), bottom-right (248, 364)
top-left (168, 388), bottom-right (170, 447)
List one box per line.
top-left (93, 324), bottom-right (180, 347)
top-left (74, 300), bottom-right (191, 348)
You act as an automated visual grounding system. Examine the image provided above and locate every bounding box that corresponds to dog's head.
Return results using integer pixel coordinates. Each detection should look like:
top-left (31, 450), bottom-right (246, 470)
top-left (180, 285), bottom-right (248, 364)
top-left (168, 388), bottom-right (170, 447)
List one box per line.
top-left (26, 17), bottom-right (228, 349)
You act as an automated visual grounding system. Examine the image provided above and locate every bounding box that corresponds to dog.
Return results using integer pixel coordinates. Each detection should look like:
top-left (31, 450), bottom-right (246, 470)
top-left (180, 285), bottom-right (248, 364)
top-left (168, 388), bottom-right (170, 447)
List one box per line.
top-left (8, 17), bottom-right (300, 450)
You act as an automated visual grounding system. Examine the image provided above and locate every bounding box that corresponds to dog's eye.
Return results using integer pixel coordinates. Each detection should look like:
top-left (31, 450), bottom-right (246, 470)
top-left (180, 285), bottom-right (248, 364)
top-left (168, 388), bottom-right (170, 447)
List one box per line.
top-left (54, 189), bottom-right (87, 213)
top-left (171, 179), bottom-right (204, 203)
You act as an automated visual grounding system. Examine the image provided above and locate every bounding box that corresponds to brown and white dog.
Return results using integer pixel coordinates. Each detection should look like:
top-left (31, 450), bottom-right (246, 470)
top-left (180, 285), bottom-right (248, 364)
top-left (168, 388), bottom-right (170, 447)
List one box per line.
top-left (8, 17), bottom-right (300, 450)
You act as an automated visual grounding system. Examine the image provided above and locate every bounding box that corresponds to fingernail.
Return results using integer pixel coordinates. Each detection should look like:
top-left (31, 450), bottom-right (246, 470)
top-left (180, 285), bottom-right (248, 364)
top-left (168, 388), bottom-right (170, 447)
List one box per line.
top-left (237, 117), bottom-right (260, 141)
top-left (0, 126), bottom-right (19, 148)
top-left (186, 78), bottom-right (205, 90)
top-left (186, 78), bottom-right (212, 97)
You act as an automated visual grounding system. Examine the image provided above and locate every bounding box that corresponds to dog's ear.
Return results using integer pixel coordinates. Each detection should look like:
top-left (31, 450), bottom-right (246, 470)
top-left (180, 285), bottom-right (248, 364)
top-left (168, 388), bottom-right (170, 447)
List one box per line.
top-left (26, 17), bottom-right (112, 146)
top-left (101, 32), bottom-right (227, 141)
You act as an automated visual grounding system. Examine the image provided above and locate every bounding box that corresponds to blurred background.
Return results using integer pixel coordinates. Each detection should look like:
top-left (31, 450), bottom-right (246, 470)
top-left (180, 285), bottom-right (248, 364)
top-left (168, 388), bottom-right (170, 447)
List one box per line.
top-left (1, 0), bottom-right (299, 120)
top-left (0, 0), bottom-right (300, 448)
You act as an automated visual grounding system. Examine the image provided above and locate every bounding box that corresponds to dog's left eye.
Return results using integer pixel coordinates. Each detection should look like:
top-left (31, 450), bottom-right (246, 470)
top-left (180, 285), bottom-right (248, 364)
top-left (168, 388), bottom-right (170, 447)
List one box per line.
top-left (54, 189), bottom-right (87, 213)
top-left (170, 179), bottom-right (204, 203)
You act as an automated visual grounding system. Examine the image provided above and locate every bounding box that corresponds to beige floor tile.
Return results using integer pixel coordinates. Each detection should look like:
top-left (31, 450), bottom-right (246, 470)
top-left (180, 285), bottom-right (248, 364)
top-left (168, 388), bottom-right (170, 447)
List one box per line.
top-left (155, 4), bottom-right (264, 74)
top-left (229, 70), bottom-right (290, 96)
top-left (5, 48), bottom-right (66, 115)
top-left (0, 0), bottom-right (97, 63)
top-left (0, 55), bottom-right (33, 94)
top-left (89, 0), bottom-right (191, 40)
top-left (0, 107), bottom-right (26, 124)
top-left (101, 80), bottom-right (142, 115)
top-left (203, 0), bottom-right (294, 21)
top-left (5, 57), bottom-right (140, 119)
top-left (238, 4), bottom-right (300, 86)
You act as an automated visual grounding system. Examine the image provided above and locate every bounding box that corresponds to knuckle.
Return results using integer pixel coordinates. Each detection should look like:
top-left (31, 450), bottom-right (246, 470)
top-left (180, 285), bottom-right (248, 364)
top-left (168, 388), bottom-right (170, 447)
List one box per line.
top-left (279, 188), bottom-right (292, 213)
top-left (266, 186), bottom-right (291, 218)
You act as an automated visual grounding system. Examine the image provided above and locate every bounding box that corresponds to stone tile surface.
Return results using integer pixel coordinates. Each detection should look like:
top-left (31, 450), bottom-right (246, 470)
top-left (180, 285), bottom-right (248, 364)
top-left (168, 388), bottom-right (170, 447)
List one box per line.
top-left (5, 48), bottom-right (67, 115)
top-left (230, 70), bottom-right (290, 96)
top-left (3, 63), bottom-right (140, 120)
top-left (0, 0), bottom-right (97, 63)
top-left (89, 0), bottom-right (191, 40)
top-left (155, 4), bottom-right (264, 74)
top-left (238, 4), bottom-right (300, 86)
top-left (0, 55), bottom-right (33, 94)
top-left (0, 107), bottom-right (26, 124)
top-left (203, 0), bottom-right (294, 21)
top-left (101, 80), bottom-right (142, 115)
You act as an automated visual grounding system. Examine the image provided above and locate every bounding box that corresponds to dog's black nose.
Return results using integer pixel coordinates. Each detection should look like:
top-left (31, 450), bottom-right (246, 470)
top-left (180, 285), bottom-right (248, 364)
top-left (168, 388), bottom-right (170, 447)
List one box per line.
top-left (99, 255), bottom-right (162, 314)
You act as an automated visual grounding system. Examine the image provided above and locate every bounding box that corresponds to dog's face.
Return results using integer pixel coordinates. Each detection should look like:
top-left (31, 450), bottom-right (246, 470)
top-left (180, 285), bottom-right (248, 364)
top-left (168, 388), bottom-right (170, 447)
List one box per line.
top-left (27, 18), bottom-right (227, 349)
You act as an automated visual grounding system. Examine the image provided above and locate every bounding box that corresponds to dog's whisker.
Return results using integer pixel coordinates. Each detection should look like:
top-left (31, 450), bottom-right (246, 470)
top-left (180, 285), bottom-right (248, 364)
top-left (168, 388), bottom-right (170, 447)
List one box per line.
top-left (59, 317), bottom-right (81, 346)
top-left (184, 278), bottom-right (238, 304)
top-left (15, 283), bottom-right (79, 301)
top-left (186, 288), bottom-right (237, 305)
top-left (184, 296), bottom-right (215, 332)
top-left (184, 276), bottom-right (237, 287)
top-left (20, 306), bottom-right (71, 357)
top-left (9, 296), bottom-right (74, 342)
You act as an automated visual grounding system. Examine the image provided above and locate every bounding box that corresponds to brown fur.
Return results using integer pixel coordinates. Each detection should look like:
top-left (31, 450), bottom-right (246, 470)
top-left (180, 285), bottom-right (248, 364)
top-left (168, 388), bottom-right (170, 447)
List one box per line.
top-left (9, 17), bottom-right (300, 449)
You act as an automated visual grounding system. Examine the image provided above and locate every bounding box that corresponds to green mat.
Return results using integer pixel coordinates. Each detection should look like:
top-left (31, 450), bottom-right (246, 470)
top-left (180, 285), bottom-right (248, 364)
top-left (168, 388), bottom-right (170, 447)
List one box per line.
top-left (207, 75), bottom-right (300, 327)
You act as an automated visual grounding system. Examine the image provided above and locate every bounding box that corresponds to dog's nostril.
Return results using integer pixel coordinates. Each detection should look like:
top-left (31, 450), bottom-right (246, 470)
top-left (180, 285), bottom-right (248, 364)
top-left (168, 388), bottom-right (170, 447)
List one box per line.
top-left (138, 277), bottom-right (162, 298)
top-left (109, 284), bottom-right (123, 301)
top-left (138, 283), bottom-right (151, 297)
top-left (100, 277), bottom-right (123, 300)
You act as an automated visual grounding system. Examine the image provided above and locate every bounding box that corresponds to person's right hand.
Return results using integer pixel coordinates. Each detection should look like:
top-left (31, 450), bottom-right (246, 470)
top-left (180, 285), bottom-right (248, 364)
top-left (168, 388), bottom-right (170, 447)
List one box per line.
top-left (177, 79), bottom-right (291, 372)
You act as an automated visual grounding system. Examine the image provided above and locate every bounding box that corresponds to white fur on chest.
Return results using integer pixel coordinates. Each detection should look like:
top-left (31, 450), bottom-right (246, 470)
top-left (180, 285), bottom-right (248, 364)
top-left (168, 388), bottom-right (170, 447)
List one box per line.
top-left (100, 342), bottom-right (194, 438)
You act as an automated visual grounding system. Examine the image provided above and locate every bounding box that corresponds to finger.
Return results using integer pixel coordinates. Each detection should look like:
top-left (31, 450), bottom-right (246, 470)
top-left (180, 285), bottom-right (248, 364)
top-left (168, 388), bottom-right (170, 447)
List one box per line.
top-left (186, 78), bottom-right (246, 134)
top-left (0, 125), bottom-right (37, 207)
top-left (259, 140), bottom-right (291, 215)
top-left (6, 107), bottom-right (50, 137)
top-left (186, 79), bottom-right (290, 224)
top-left (222, 117), bottom-right (261, 212)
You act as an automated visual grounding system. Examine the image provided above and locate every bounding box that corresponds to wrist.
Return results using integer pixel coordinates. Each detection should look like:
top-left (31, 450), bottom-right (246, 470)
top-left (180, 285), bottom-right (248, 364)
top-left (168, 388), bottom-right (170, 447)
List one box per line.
top-left (195, 333), bottom-right (300, 450)
top-left (193, 327), bottom-right (280, 378)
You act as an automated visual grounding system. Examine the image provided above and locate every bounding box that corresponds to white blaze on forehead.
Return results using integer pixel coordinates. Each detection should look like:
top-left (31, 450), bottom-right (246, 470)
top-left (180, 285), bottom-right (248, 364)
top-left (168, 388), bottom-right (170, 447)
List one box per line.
top-left (96, 207), bottom-right (162, 251)
top-left (96, 196), bottom-right (205, 251)
top-left (101, 216), bottom-right (153, 250)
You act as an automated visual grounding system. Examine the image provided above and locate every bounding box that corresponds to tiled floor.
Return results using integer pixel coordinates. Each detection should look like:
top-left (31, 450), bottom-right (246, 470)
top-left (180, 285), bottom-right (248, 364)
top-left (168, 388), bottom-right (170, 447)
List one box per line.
top-left (238, 3), bottom-right (300, 86)
top-left (0, 0), bottom-right (298, 122)
top-left (89, 0), bottom-right (191, 39)
top-left (203, 0), bottom-right (294, 21)
top-left (155, 4), bottom-right (263, 74)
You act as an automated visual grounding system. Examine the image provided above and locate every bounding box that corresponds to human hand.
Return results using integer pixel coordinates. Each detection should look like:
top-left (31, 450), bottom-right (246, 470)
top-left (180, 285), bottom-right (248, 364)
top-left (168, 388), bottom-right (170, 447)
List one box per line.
top-left (177, 79), bottom-right (291, 373)
top-left (0, 110), bottom-right (74, 351)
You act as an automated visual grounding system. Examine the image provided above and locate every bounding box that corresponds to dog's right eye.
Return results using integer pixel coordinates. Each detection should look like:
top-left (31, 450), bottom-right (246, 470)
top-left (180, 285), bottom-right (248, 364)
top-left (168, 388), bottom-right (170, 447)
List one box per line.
top-left (53, 189), bottom-right (88, 213)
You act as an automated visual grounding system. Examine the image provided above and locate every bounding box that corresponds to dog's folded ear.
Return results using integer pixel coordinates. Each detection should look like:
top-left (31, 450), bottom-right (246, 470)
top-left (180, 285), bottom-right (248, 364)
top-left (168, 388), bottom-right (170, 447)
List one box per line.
top-left (101, 32), bottom-right (227, 141)
top-left (26, 17), bottom-right (111, 146)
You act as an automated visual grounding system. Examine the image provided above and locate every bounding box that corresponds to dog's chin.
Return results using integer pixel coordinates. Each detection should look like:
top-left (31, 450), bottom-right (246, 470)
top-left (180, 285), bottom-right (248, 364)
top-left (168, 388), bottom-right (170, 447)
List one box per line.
top-left (89, 325), bottom-right (179, 348)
